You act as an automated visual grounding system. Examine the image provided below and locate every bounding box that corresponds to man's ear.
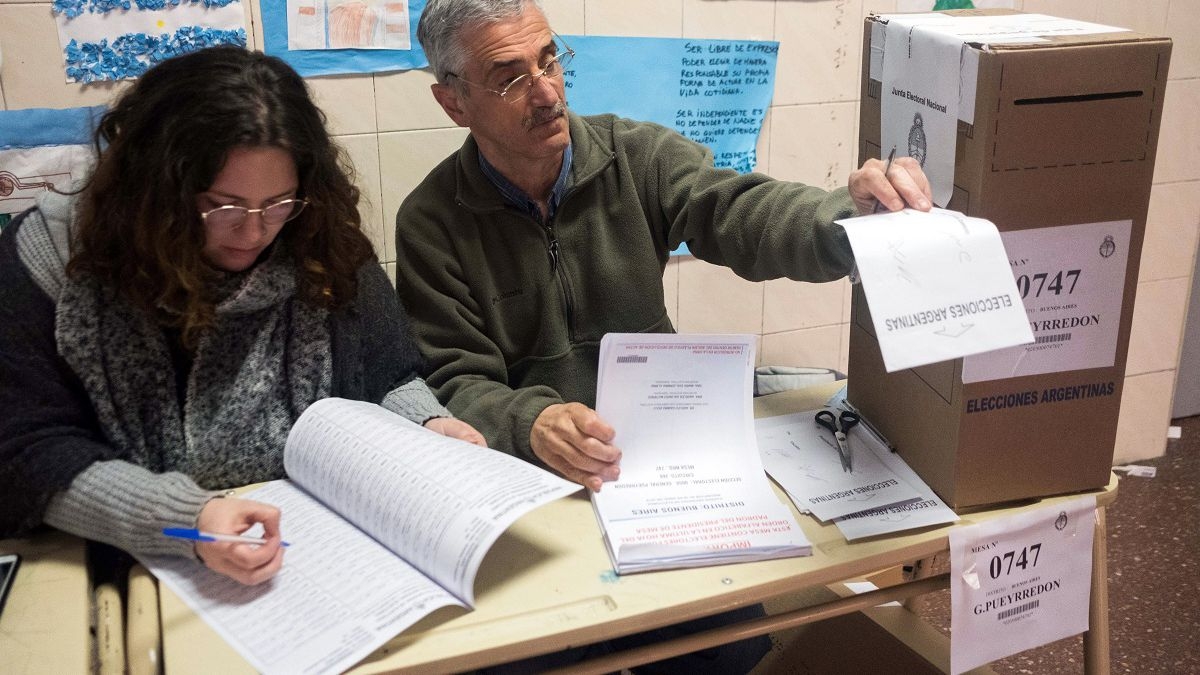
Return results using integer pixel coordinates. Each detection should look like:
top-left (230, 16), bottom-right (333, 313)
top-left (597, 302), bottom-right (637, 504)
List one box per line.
top-left (432, 82), bottom-right (471, 128)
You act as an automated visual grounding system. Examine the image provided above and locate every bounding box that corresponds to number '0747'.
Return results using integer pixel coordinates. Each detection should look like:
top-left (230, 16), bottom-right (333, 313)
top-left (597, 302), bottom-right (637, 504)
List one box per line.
top-left (1015, 270), bottom-right (1080, 299)
top-left (989, 543), bottom-right (1042, 579)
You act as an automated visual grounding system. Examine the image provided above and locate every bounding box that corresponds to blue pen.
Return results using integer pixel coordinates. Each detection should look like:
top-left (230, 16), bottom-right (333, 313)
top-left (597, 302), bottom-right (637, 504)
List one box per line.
top-left (162, 527), bottom-right (290, 547)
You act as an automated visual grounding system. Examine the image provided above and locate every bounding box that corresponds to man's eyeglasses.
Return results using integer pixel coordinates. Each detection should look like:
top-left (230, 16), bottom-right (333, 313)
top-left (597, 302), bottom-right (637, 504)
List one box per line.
top-left (200, 198), bottom-right (308, 231)
top-left (449, 33), bottom-right (575, 104)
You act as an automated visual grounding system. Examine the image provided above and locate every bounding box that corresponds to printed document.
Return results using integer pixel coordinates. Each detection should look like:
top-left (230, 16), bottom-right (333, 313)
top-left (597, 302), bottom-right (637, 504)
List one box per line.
top-left (838, 208), bottom-right (1034, 371)
top-left (592, 333), bottom-right (812, 574)
top-left (140, 399), bottom-right (579, 675)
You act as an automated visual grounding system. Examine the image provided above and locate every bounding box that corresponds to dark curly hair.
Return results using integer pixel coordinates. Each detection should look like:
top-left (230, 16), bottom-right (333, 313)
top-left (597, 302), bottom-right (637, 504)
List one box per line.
top-left (68, 46), bottom-right (375, 346)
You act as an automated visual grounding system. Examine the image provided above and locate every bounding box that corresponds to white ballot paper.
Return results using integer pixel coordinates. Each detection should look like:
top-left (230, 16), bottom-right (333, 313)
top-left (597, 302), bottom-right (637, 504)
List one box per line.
top-left (838, 208), bottom-right (1034, 372)
top-left (593, 333), bottom-right (812, 574)
top-left (949, 495), bottom-right (1096, 674)
top-left (756, 412), bottom-right (923, 523)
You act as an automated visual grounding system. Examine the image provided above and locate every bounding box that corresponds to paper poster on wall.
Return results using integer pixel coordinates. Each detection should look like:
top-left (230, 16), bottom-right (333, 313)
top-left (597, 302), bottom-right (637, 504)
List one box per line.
top-left (0, 107), bottom-right (102, 230)
top-left (563, 36), bottom-right (778, 176)
top-left (261, 0), bottom-right (427, 76)
top-left (286, 0), bottom-right (411, 50)
top-left (961, 221), bottom-right (1132, 383)
top-left (51, 0), bottom-right (246, 83)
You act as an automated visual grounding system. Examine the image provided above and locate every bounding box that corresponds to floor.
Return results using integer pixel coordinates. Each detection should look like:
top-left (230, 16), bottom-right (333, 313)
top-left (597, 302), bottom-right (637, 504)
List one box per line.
top-left (912, 414), bottom-right (1200, 674)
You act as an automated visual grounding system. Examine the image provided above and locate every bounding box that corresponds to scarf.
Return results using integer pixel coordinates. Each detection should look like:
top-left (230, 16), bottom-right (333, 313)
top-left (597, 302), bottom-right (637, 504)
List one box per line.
top-left (55, 247), bottom-right (332, 489)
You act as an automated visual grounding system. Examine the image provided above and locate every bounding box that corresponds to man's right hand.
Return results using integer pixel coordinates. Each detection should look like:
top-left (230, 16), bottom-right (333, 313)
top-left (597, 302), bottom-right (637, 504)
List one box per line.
top-left (531, 403), bottom-right (622, 492)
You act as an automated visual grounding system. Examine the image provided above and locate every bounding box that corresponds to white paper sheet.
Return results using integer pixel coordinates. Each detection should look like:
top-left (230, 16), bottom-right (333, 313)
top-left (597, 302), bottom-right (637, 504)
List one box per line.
top-left (950, 495), bottom-right (1096, 674)
top-left (838, 208), bottom-right (1033, 372)
top-left (592, 333), bottom-right (811, 573)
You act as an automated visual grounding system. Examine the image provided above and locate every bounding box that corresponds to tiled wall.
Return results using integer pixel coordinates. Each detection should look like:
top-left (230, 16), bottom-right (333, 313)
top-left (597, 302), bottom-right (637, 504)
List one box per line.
top-left (2, 0), bottom-right (1196, 463)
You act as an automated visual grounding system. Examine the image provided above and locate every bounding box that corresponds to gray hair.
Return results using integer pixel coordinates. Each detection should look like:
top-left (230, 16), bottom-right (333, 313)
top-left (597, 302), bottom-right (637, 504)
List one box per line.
top-left (418, 0), bottom-right (544, 84)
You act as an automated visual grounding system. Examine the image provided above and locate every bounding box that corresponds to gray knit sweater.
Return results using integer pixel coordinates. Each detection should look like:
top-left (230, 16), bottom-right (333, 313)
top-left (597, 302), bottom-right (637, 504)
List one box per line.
top-left (0, 193), bottom-right (449, 558)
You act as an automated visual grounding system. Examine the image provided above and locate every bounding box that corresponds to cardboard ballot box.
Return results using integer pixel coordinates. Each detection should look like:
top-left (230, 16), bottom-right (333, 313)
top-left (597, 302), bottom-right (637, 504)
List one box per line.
top-left (847, 10), bottom-right (1171, 509)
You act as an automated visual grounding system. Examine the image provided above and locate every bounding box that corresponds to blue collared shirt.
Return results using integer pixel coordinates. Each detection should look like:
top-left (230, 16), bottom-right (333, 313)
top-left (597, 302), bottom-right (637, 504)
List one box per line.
top-left (478, 142), bottom-right (573, 225)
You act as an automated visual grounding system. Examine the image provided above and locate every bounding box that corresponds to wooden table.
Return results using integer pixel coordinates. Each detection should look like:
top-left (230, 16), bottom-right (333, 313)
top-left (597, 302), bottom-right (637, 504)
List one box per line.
top-left (159, 384), bottom-right (1118, 674)
top-left (0, 530), bottom-right (91, 674)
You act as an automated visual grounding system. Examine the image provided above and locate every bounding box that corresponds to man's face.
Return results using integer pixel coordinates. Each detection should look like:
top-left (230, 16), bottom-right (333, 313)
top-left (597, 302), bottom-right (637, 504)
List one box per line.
top-left (431, 7), bottom-right (570, 170)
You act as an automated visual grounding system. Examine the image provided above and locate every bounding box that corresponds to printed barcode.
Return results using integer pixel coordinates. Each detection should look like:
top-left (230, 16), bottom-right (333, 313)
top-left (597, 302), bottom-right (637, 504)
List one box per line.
top-left (998, 599), bottom-right (1039, 620)
top-left (1036, 333), bottom-right (1071, 344)
top-left (616, 355), bottom-right (648, 363)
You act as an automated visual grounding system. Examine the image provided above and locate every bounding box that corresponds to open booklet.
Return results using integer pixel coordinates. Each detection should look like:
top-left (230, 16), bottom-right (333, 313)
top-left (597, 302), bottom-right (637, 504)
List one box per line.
top-left (138, 398), bottom-right (579, 675)
top-left (591, 333), bottom-right (812, 574)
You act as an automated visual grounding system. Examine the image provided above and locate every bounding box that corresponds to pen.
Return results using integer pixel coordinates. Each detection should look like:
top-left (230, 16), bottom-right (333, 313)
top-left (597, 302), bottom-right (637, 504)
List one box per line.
top-left (162, 527), bottom-right (290, 547)
top-left (873, 145), bottom-right (897, 214)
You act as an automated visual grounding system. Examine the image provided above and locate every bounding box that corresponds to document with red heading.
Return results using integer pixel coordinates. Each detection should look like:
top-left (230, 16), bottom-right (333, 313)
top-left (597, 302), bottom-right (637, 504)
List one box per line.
top-left (592, 333), bottom-right (812, 574)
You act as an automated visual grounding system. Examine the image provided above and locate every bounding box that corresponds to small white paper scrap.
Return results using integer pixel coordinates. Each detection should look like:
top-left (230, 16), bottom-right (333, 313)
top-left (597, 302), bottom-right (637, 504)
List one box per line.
top-left (838, 208), bottom-right (1034, 372)
top-left (1113, 464), bottom-right (1157, 478)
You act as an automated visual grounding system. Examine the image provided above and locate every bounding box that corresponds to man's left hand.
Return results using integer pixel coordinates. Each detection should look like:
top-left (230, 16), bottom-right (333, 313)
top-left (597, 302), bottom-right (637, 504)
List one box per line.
top-left (848, 155), bottom-right (932, 215)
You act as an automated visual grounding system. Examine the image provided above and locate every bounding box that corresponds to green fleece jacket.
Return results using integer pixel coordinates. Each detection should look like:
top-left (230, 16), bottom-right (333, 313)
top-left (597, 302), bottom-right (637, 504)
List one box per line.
top-left (395, 112), bottom-right (856, 462)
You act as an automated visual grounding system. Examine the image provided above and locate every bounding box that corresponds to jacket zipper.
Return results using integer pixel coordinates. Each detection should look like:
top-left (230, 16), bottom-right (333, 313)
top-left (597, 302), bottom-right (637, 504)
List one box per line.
top-left (543, 218), bottom-right (576, 339)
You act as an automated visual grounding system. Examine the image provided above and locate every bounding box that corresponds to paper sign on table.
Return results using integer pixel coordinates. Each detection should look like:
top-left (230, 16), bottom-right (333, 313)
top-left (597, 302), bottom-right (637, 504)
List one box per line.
top-left (949, 495), bottom-right (1096, 674)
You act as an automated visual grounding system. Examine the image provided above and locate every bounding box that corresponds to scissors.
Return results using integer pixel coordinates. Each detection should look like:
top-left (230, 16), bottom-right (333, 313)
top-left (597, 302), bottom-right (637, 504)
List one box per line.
top-left (814, 409), bottom-right (861, 472)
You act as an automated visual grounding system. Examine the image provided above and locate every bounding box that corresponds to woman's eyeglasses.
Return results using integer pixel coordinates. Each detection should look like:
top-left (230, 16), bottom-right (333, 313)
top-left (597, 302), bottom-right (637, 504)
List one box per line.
top-left (199, 198), bottom-right (308, 231)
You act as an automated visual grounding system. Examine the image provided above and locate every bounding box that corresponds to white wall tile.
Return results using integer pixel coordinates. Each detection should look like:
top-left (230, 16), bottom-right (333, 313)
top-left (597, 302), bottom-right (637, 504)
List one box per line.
top-left (1096, 0), bottom-right (1168, 34)
top-left (375, 68), bottom-right (457, 132)
top-left (1165, 0), bottom-right (1200, 80)
top-left (541, 0), bottom-right (585, 34)
top-left (1153, 79), bottom-right (1200, 185)
top-left (762, 278), bottom-right (846, 333)
top-left (1127, 278), bottom-right (1190, 376)
top-left (1019, 0), bottom-right (1096, 21)
top-left (766, 102), bottom-right (858, 189)
top-left (681, 0), bottom-right (774, 40)
top-left (379, 127), bottom-right (470, 260)
top-left (335, 133), bottom-right (386, 261)
top-left (760, 325), bottom-right (844, 371)
top-left (0, 4), bottom-right (124, 110)
top-left (585, 0), bottom-right (683, 37)
top-left (308, 75), bottom-right (377, 136)
top-left (1113, 370), bottom-right (1175, 464)
top-left (1140, 181), bottom-right (1200, 283)
top-left (676, 257), bottom-right (763, 334)
top-left (774, 0), bottom-right (864, 106)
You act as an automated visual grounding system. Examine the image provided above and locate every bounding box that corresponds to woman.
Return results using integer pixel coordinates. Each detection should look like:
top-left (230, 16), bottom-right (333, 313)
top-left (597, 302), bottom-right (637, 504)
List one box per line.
top-left (0, 46), bottom-right (484, 584)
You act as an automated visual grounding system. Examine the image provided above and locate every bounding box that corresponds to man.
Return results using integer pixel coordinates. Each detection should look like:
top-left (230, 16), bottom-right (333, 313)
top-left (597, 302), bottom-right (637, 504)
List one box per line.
top-left (397, 0), bottom-right (931, 492)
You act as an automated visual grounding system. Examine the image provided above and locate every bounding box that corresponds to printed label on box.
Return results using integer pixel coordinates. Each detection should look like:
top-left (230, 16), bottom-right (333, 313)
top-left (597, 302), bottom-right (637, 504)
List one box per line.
top-left (962, 220), bottom-right (1131, 383)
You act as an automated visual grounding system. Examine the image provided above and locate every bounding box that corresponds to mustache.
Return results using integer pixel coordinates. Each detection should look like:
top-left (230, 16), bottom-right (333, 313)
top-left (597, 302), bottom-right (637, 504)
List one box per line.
top-left (524, 101), bottom-right (567, 130)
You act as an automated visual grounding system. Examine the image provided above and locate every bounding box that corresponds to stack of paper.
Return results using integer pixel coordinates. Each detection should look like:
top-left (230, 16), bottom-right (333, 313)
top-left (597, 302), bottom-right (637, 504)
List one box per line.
top-left (592, 333), bottom-right (812, 574)
top-left (756, 392), bottom-right (958, 541)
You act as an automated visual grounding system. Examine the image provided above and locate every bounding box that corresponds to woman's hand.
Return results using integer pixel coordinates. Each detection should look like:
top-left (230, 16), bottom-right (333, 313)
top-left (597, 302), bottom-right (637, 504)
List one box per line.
top-left (194, 497), bottom-right (285, 585)
top-left (424, 417), bottom-right (488, 446)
